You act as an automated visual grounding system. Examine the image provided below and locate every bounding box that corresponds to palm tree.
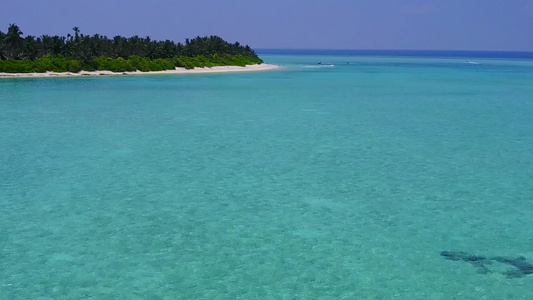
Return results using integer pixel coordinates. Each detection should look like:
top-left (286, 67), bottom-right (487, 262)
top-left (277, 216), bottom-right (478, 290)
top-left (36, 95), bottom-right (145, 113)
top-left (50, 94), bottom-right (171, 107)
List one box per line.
top-left (0, 30), bottom-right (7, 60)
top-left (22, 36), bottom-right (38, 60)
top-left (72, 27), bottom-right (80, 41)
top-left (4, 24), bottom-right (24, 59)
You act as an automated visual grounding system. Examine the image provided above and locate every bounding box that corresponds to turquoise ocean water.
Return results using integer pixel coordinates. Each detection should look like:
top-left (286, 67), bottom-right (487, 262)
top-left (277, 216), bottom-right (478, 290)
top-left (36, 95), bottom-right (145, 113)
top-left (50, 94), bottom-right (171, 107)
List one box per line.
top-left (1, 52), bottom-right (533, 299)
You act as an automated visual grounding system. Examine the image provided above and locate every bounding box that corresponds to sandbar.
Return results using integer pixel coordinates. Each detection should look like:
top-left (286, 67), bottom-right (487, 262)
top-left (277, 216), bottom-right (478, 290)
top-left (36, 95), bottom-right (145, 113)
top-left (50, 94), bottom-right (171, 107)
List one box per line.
top-left (0, 64), bottom-right (279, 78)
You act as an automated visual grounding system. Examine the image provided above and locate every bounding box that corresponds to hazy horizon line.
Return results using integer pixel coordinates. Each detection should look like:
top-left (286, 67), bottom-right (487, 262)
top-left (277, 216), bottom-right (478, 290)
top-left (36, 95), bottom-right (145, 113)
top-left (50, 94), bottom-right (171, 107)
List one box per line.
top-left (256, 48), bottom-right (533, 53)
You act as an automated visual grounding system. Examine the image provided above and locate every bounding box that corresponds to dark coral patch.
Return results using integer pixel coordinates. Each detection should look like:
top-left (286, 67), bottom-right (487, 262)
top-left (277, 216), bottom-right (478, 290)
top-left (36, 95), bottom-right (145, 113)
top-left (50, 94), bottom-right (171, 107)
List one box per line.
top-left (441, 251), bottom-right (533, 278)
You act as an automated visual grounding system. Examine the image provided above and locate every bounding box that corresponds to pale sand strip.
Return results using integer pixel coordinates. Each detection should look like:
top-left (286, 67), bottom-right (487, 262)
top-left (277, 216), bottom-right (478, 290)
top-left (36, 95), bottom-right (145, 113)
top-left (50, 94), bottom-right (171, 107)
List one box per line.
top-left (0, 63), bottom-right (279, 78)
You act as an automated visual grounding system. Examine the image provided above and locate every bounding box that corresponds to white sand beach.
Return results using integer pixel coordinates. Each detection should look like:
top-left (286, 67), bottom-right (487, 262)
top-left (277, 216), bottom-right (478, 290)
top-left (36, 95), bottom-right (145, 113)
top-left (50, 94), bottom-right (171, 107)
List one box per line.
top-left (0, 64), bottom-right (279, 78)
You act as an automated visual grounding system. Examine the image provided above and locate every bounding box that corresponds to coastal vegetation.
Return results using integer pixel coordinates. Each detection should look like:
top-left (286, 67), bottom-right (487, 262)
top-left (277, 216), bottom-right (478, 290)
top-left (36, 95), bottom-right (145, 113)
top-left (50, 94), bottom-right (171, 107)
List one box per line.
top-left (0, 24), bottom-right (263, 73)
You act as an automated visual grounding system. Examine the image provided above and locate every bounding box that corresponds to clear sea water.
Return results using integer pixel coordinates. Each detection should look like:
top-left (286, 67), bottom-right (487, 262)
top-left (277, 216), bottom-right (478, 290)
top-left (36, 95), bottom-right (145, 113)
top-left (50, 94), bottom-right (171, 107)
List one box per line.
top-left (1, 51), bottom-right (533, 299)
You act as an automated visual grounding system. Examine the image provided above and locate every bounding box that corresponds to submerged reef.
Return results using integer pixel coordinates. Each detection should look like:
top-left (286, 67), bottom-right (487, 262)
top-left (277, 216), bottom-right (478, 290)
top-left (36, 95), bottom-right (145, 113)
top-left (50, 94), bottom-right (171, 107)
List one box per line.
top-left (492, 256), bottom-right (533, 278)
top-left (441, 251), bottom-right (533, 278)
top-left (440, 251), bottom-right (491, 274)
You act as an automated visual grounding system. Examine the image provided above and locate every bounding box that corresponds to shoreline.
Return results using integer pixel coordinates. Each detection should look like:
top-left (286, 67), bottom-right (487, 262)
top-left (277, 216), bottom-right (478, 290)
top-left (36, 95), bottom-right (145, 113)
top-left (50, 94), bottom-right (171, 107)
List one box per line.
top-left (0, 64), bottom-right (279, 78)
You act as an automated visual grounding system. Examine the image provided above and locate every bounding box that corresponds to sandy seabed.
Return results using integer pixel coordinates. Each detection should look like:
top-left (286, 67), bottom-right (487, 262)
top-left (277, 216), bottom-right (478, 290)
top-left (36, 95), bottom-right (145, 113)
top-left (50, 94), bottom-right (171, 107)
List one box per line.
top-left (0, 64), bottom-right (279, 78)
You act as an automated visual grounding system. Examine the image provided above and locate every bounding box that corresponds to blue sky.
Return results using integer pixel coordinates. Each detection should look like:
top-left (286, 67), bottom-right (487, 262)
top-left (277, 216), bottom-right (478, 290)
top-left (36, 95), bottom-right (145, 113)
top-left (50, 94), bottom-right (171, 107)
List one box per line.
top-left (1, 0), bottom-right (532, 51)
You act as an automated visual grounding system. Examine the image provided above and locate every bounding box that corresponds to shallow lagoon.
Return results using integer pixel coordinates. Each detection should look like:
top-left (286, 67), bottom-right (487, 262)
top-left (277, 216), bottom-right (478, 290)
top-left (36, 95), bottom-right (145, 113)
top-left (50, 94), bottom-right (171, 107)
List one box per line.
top-left (1, 53), bottom-right (533, 299)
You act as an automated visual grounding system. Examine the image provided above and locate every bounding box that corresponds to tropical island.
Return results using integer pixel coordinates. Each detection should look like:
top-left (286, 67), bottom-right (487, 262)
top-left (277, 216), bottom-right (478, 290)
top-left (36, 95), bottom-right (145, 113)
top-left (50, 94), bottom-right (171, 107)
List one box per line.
top-left (0, 24), bottom-right (276, 77)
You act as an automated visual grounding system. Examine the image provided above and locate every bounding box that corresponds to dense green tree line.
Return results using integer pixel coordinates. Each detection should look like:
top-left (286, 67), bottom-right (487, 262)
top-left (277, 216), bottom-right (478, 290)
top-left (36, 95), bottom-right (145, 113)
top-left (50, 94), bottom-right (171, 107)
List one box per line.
top-left (0, 24), bottom-right (263, 72)
top-left (0, 54), bottom-right (262, 73)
